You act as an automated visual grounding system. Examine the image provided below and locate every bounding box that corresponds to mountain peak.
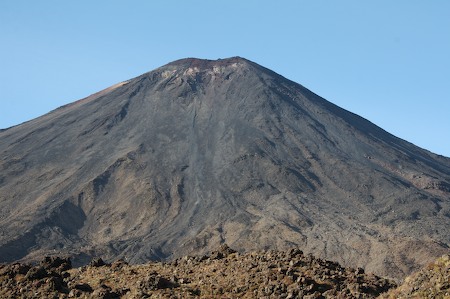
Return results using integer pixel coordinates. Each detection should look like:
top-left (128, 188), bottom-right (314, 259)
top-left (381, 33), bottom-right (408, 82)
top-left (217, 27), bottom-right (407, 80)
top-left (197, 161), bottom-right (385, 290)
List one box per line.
top-left (138, 56), bottom-right (261, 89)
top-left (0, 57), bottom-right (449, 280)
top-left (167, 56), bottom-right (249, 69)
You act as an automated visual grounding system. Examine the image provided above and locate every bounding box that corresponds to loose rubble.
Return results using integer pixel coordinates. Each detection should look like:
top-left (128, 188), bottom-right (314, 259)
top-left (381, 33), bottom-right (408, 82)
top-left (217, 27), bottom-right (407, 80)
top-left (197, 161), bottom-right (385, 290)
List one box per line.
top-left (0, 245), bottom-right (399, 298)
top-left (380, 254), bottom-right (450, 299)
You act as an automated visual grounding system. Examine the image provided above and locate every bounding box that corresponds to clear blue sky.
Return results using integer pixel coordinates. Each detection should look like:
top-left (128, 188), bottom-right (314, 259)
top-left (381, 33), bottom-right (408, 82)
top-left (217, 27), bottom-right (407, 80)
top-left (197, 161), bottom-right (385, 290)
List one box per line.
top-left (1, 1), bottom-right (449, 157)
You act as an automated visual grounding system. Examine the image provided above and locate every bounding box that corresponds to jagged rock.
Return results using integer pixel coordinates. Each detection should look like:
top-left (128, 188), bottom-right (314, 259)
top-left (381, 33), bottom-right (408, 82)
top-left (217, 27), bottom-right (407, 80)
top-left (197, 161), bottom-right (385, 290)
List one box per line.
top-left (45, 275), bottom-right (64, 291)
top-left (73, 282), bottom-right (93, 292)
top-left (139, 273), bottom-right (178, 291)
top-left (91, 285), bottom-right (118, 299)
top-left (110, 259), bottom-right (128, 269)
top-left (0, 262), bottom-right (30, 278)
top-left (24, 266), bottom-right (48, 280)
top-left (218, 243), bottom-right (236, 255)
top-left (68, 288), bottom-right (82, 297)
top-left (89, 257), bottom-right (106, 267)
top-left (40, 256), bottom-right (72, 272)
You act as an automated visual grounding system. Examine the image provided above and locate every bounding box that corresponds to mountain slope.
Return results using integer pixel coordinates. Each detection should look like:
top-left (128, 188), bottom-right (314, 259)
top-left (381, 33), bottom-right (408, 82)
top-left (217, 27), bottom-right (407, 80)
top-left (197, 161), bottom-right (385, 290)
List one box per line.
top-left (0, 57), bottom-right (449, 280)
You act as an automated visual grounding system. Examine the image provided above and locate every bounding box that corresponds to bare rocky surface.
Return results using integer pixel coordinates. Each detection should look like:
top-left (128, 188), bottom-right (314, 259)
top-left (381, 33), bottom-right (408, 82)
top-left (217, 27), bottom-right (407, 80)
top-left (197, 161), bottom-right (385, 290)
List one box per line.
top-left (0, 57), bottom-right (449, 280)
top-left (0, 246), bottom-right (397, 298)
top-left (380, 254), bottom-right (450, 298)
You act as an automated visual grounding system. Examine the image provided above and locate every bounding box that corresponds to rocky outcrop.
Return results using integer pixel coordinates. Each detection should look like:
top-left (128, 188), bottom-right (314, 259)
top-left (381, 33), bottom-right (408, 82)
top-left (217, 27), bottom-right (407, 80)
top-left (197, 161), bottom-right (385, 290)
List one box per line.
top-left (0, 256), bottom-right (71, 297)
top-left (0, 247), bottom-right (397, 298)
top-left (380, 254), bottom-right (450, 298)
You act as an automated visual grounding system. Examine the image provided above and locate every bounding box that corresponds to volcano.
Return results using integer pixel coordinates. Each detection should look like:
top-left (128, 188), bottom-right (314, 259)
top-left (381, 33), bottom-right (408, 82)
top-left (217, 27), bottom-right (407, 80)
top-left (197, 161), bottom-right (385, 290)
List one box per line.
top-left (0, 57), bottom-right (449, 279)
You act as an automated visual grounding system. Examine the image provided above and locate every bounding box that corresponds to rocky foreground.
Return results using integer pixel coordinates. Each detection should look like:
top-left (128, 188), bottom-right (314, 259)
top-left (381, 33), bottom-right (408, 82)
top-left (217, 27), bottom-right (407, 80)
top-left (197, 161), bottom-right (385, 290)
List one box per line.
top-left (0, 245), bottom-right (393, 299)
top-left (0, 246), bottom-right (448, 298)
top-left (380, 254), bottom-right (450, 299)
